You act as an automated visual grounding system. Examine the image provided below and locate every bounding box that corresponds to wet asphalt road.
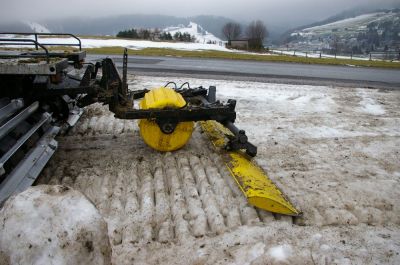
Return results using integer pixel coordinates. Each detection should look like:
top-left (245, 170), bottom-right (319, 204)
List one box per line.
top-left (86, 54), bottom-right (400, 88)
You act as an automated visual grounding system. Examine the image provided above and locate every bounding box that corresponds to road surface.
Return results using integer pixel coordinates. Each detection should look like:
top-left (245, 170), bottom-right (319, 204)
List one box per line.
top-left (87, 54), bottom-right (400, 88)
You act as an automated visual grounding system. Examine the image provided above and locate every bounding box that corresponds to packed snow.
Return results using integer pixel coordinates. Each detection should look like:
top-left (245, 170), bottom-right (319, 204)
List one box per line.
top-left (20, 75), bottom-right (399, 264)
top-left (0, 185), bottom-right (111, 265)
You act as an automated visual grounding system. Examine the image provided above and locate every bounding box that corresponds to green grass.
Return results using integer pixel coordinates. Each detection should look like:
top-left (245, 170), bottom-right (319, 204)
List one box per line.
top-left (85, 46), bottom-right (400, 69)
top-left (1, 45), bottom-right (399, 69)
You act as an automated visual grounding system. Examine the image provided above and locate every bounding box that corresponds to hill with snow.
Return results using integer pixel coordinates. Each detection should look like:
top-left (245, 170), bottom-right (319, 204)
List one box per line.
top-left (164, 22), bottom-right (222, 44)
top-left (284, 10), bottom-right (400, 53)
top-left (23, 21), bottom-right (51, 33)
top-left (0, 15), bottom-right (234, 40)
top-left (299, 11), bottom-right (398, 35)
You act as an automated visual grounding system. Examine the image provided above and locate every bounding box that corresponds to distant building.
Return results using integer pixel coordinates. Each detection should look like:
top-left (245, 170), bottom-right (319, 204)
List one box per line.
top-left (227, 39), bottom-right (262, 50)
top-left (227, 39), bottom-right (249, 49)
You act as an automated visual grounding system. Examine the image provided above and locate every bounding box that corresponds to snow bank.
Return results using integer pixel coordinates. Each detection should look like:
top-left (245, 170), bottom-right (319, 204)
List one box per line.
top-left (0, 185), bottom-right (111, 265)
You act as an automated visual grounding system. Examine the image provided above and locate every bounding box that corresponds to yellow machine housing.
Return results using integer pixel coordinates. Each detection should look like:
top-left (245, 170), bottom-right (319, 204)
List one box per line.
top-left (138, 87), bottom-right (194, 151)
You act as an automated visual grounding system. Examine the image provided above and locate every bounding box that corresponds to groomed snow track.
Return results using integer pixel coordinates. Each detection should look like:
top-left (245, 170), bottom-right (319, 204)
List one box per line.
top-left (36, 76), bottom-right (400, 265)
top-left (37, 103), bottom-right (289, 243)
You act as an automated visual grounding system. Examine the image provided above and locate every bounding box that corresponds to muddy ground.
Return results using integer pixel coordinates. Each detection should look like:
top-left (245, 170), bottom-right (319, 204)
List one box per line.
top-left (36, 75), bottom-right (400, 264)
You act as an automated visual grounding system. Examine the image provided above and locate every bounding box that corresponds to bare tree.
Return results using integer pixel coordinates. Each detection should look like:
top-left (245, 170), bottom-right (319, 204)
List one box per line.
top-left (331, 34), bottom-right (340, 55)
top-left (246, 20), bottom-right (268, 50)
top-left (222, 22), bottom-right (242, 45)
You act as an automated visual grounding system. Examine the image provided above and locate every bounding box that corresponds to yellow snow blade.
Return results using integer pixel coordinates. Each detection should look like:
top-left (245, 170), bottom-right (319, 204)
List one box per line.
top-left (200, 120), bottom-right (301, 216)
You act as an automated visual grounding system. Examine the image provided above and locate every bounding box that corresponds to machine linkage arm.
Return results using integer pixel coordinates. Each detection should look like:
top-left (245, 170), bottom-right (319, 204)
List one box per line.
top-left (72, 52), bottom-right (257, 156)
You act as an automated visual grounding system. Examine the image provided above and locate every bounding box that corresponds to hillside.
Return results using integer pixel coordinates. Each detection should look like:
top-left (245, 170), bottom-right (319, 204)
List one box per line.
top-left (164, 22), bottom-right (222, 44)
top-left (0, 14), bottom-right (235, 40)
top-left (283, 9), bottom-right (400, 54)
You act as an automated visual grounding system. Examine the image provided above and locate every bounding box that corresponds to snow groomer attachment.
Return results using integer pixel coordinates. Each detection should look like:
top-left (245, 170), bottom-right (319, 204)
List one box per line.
top-left (77, 49), bottom-right (300, 216)
top-left (0, 32), bottom-right (299, 216)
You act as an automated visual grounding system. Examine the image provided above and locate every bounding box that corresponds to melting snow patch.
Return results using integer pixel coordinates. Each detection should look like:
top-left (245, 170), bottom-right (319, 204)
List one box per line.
top-left (358, 90), bottom-right (385, 115)
top-left (360, 97), bottom-right (385, 115)
top-left (267, 244), bottom-right (293, 262)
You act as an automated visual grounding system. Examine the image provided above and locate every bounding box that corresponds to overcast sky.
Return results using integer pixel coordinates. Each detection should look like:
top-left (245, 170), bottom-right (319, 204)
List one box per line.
top-left (1, 0), bottom-right (399, 26)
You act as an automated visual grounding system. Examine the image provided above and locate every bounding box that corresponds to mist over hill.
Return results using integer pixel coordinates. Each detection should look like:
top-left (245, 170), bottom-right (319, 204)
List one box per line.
top-left (1, 1), bottom-right (399, 45)
top-left (0, 15), bottom-right (239, 40)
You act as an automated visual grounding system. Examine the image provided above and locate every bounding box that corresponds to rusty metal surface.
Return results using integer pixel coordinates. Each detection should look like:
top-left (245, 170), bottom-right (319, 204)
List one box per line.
top-left (0, 57), bottom-right (68, 75)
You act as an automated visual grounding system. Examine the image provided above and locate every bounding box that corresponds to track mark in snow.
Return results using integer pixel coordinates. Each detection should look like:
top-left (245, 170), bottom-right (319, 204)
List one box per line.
top-left (68, 104), bottom-right (136, 136)
top-left (189, 155), bottom-right (226, 235)
top-left (177, 155), bottom-right (208, 237)
top-left (164, 154), bottom-right (192, 243)
top-left (138, 161), bottom-right (155, 242)
top-left (201, 156), bottom-right (242, 228)
top-left (34, 76), bottom-right (400, 265)
top-left (122, 162), bottom-right (140, 245)
top-left (153, 160), bottom-right (172, 243)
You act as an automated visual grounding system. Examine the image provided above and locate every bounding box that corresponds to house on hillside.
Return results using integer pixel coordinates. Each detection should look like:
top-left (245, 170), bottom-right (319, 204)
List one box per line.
top-left (227, 38), bottom-right (264, 50)
top-left (228, 39), bottom-right (249, 49)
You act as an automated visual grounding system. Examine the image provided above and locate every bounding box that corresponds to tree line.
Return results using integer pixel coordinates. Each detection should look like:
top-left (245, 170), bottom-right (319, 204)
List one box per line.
top-left (116, 29), bottom-right (195, 42)
top-left (222, 20), bottom-right (268, 50)
top-left (117, 29), bottom-right (153, 39)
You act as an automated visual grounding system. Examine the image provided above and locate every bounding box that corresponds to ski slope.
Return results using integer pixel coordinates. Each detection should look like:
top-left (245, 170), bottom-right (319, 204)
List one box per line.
top-left (23, 21), bottom-right (51, 33)
top-left (164, 22), bottom-right (222, 44)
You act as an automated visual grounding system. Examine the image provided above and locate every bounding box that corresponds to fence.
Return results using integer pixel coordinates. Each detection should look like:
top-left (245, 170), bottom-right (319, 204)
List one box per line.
top-left (270, 49), bottom-right (400, 62)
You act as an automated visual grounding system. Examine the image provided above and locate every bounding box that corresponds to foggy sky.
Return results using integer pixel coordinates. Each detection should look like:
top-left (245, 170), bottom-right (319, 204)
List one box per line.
top-left (1, 0), bottom-right (399, 27)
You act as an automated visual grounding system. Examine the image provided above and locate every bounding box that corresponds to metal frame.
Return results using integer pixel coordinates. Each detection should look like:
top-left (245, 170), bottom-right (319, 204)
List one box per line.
top-left (0, 45), bottom-right (257, 156)
top-left (73, 51), bottom-right (258, 156)
top-left (0, 38), bottom-right (50, 62)
top-left (0, 32), bottom-right (82, 50)
top-left (0, 33), bottom-right (83, 64)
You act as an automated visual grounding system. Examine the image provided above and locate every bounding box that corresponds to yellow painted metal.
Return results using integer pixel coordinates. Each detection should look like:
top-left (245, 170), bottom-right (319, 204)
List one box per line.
top-left (200, 120), bottom-right (301, 216)
top-left (138, 87), bottom-right (194, 151)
